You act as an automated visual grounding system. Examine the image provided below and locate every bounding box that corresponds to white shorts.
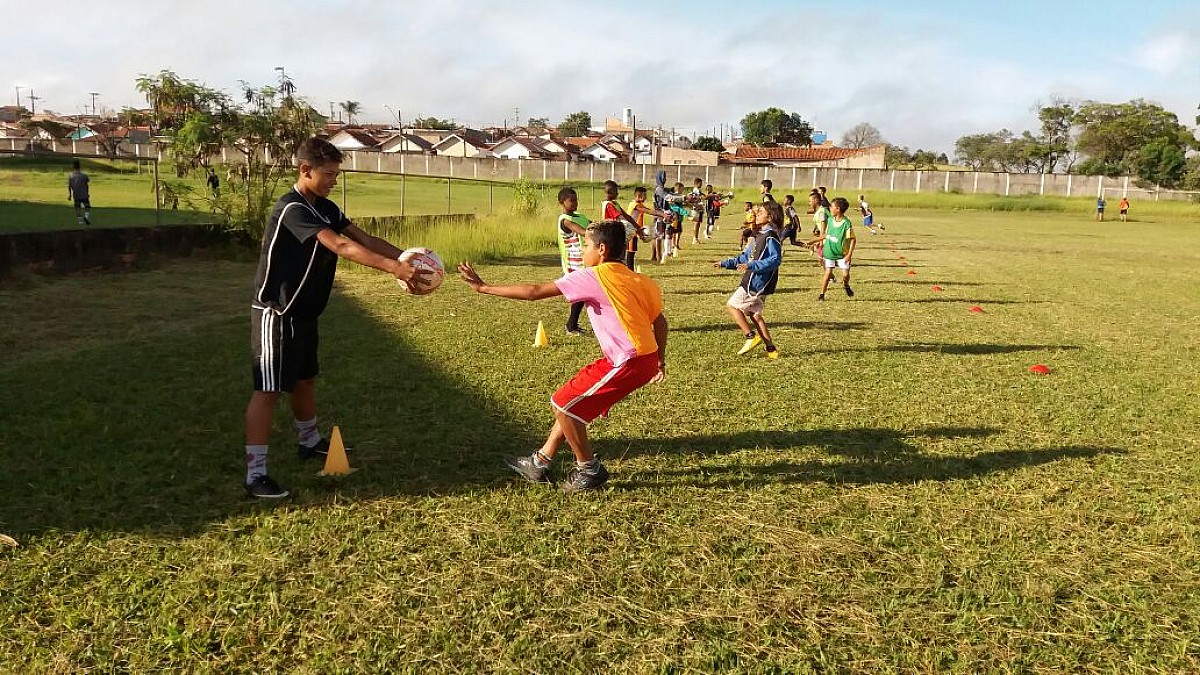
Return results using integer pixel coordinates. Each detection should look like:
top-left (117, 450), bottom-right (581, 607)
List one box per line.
top-left (727, 287), bottom-right (765, 316)
top-left (823, 258), bottom-right (851, 270)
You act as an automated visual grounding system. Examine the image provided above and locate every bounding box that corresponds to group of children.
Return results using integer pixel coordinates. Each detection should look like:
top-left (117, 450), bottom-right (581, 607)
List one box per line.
top-left (241, 137), bottom-right (879, 498)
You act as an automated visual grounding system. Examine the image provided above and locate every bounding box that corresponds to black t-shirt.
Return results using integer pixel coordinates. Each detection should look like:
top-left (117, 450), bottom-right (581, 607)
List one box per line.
top-left (252, 188), bottom-right (351, 318)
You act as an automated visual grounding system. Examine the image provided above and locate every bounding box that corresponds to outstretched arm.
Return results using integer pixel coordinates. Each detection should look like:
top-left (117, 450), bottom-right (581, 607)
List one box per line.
top-left (650, 313), bottom-right (668, 383)
top-left (315, 228), bottom-right (430, 288)
top-left (458, 262), bottom-right (563, 300)
top-left (342, 223), bottom-right (404, 260)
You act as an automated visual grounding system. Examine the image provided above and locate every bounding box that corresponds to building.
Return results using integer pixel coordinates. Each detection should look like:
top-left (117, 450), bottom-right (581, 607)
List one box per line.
top-left (328, 128), bottom-right (382, 151)
top-left (728, 144), bottom-right (886, 169)
top-left (378, 133), bottom-right (433, 154)
top-left (431, 130), bottom-right (492, 157)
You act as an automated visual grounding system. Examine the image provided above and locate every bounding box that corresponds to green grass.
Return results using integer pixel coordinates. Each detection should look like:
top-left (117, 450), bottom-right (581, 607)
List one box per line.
top-left (7, 154), bottom-right (1199, 236)
top-left (3, 202), bottom-right (1199, 672)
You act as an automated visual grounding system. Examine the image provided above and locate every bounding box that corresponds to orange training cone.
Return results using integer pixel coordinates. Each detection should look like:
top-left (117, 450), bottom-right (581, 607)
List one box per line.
top-left (1028, 364), bottom-right (1052, 375)
top-left (906, 269), bottom-right (917, 275)
top-left (318, 425), bottom-right (354, 476)
top-left (931, 285), bottom-right (943, 291)
top-left (534, 321), bottom-right (550, 347)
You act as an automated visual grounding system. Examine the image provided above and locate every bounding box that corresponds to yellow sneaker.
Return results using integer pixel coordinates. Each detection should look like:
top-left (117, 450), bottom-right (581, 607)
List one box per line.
top-left (737, 334), bottom-right (763, 355)
top-left (766, 347), bottom-right (780, 359)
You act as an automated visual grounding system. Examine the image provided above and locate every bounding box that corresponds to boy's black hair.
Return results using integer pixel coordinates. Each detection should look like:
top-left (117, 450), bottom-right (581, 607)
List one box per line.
top-left (297, 137), bottom-right (343, 166)
top-left (72, 160), bottom-right (81, 170)
top-left (693, 177), bottom-right (703, 185)
top-left (633, 186), bottom-right (647, 195)
top-left (831, 197), bottom-right (850, 213)
top-left (761, 179), bottom-right (773, 190)
top-left (818, 185), bottom-right (827, 194)
top-left (744, 201), bottom-right (753, 207)
top-left (784, 194), bottom-right (794, 204)
top-left (762, 200), bottom-right (785, 227)
top-left (587, 220), bottom-right (627, 260)
top-left (558, 186), bottom-right (577, 203)
top-left (603, 179), bottom-right (619, 190)
top-left (705, 184), bottom-right (714, 191)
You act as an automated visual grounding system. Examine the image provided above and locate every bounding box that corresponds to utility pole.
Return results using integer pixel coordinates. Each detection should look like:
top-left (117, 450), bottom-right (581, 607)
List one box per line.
top-left (88, 92), bottom-right (100, 117)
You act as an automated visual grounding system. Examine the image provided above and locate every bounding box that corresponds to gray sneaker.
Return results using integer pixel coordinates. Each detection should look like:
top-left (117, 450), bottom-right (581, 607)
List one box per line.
top-left (561, 462), bottom-right (610, 493)
top-left (504, 454), bottom-right (552, 484)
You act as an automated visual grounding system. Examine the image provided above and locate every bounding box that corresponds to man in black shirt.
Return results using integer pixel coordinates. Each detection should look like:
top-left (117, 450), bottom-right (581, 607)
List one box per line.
top-left (244, 137), bottom-right (430, 499)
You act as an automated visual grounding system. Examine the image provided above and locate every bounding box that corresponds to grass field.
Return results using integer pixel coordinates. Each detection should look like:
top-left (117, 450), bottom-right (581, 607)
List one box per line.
top-left (2, 200), bottom-right (1199, 672)
top-left (5, 154), bottom-right (1198, 236)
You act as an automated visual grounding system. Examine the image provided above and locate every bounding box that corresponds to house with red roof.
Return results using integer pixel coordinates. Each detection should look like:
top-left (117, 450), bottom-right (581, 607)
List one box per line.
top-left (727, 144), bottom-right (885, 168)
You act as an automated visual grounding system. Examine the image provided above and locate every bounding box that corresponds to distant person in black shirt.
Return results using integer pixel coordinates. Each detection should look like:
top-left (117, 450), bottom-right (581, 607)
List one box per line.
top-left (67, 160), bottom-right (91, 225)
top-left (206, 168), bottom-right (220, 197)
top-left (243, 137), bottom-right (431, 499)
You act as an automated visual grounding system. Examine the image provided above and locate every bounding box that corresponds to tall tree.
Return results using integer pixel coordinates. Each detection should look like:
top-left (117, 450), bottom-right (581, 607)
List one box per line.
top-left (1134, 137), bottom-right (1187, 188)
top-left (1036, 100), bottom-right (1075, 173)
top-left (558, 111), bottom-right (592, 137)
top-left (1073, 99), bottom-right (1190, 176)
top-left (526, 117), bottom-right (549, 132)
top-left (339, 100), bottom-right (361, 125)
top-left (840, 122), bottom-right (884, 148)
top-left (136, 69), bottom-right (320, 239)
top-left (740, 107), bottom-right (813, 146)
top-left (691, 136), bottom-right (726, 153)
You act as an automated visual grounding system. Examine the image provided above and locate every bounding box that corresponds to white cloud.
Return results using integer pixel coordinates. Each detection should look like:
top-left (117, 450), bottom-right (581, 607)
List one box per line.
top-left (6, 1), bottom-right (1198, 153)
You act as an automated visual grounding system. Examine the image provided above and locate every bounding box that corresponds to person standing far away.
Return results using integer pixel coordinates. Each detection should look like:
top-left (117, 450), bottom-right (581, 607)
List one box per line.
top-left (67, 160), bottom-right (91, 226)
top-left (207, 168), bottom-right (221, 198)
top-left (1118, 196), bottom-right (1130, 222)
top-left (1096, 195), bottom-right (1106, 222)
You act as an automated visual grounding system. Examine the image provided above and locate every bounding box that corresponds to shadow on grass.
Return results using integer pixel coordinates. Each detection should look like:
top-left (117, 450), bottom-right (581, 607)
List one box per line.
top-left (0, 200), bottom-right (209, 234)
top-left (667, 287), bottom-right (807, 296)
top-left (804, 342), bottom-right (1081, 355)
top-left (868, 279), bottom-right (991, 287)
top-left (618, 444), bottom-right (1125, 489)
top-left (0, 285), bottom-right (538, 536)
top-left (672, 320), bottom-right (870, 334)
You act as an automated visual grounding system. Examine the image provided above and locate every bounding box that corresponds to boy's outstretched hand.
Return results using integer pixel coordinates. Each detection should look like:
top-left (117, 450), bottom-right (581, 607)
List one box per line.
top-left (458, 261), bottom-right (486, 292)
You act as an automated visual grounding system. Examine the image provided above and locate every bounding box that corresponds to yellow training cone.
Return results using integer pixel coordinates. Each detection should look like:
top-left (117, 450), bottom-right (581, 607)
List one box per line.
top-left (534, 321), bottom-right (550, 347)
top-left (318, 425), bottom-right (355, 476)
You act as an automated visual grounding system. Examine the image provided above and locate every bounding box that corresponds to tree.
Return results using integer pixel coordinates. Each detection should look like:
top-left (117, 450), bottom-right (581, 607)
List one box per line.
top-left (691, 135), bottom-right (726, 153)
top-left (339, 100), bottom-right (361, 125)
top-left (910, 149), bottom-right (940, 170)
top-left (884, 144), bottom-right (911, 169)
top-left (409, 116), bottom-right (456, 130)
top-left (1134, 137), bottom-right (1187, 188)
top-left (740, 107), bottom-right (813, 146)
top-left (840, 122), bottom-right (884, 149)
top-left (1036, 100), bottom-right (1075, 172)
top-left (526, 117), bottom-right (549, 132)
top-left (1073, 99), bottom-right (1190, 176)
top-left (135, 69), bottom-right (320, 240)
top-left (558, 111), bottom-right (592, 137)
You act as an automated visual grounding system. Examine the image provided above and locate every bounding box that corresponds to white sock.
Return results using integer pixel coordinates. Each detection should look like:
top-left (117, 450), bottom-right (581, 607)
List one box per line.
top-left (532, 451), bottom-right (552, 468)
top-left (246, 445), bottom-right (268, 482)
top-left (295, 417), bottom-right (321, 448)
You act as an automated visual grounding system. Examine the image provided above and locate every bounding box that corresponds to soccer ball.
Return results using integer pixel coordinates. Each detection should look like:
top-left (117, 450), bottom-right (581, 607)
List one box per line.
top-left (398, 247), bottom-right (445, 295)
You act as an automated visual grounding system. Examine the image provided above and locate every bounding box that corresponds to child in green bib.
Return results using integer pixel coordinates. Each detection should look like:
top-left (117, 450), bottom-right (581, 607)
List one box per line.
top-left (805, 197), bottom-right (857, 301)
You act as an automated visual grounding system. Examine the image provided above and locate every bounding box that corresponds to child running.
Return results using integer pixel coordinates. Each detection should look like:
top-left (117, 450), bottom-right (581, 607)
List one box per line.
top-left (458, 220), bottom-right (668, 492)
top-left (859, 194), bottom-right (881, 234)
top-left (806, 197), bottom-right (856, 301)
top-left (715, 201), bottom-right (783, 359)
top-left (557, 187), bottom-right (591, 336)
top-left (627, 186), bottom-right (668, 270)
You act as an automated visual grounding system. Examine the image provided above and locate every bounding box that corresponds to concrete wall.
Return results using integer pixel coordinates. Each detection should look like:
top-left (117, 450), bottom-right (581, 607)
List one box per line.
top-left (2, 138), bottom-right (1193, 202)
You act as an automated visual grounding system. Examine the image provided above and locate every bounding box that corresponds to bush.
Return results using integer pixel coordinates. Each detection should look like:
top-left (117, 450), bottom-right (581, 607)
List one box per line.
top-left (510, 178), bottom-right (541, 216)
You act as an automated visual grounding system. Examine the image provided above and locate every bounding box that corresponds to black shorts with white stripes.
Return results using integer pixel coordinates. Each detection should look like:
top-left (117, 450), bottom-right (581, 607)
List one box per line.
top-left (251, 307), bottom-right (319, 393)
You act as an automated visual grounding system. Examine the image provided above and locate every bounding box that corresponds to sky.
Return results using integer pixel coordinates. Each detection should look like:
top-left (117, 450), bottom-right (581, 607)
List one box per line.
top-left (6, 0), bottom-right (1199, 153)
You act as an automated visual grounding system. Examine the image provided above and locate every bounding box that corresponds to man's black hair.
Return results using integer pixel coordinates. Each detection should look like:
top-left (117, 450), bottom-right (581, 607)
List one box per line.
top-left (297, 137), bottom-right (343, 166)
top-left (558, 186), bottom-right (577, 203)
top-left (761, 179), bottom-right (772, 190)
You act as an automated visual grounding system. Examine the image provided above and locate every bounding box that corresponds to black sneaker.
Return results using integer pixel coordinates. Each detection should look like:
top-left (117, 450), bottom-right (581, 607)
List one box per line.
top-left (844, 284), bottom-right (855, 298)
top-left (565, 328), bottom-right (589, 338)
top-left (297, 437), bottom-right (355, 460)
top-left (504, 454), bottom-right (552, 484)
top-left (561, 462), bottom-right (610, 493)
top-left (245, 474), bottom-right (290, 499)
top-left (298, 437), bottom-right (329, 460)
top-left (817, 293), bottom-right (825, 301)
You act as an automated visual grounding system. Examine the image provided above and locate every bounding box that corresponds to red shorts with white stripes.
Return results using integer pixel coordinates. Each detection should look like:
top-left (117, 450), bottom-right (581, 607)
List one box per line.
top-left (551, 352), bottom-right (660, 423)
